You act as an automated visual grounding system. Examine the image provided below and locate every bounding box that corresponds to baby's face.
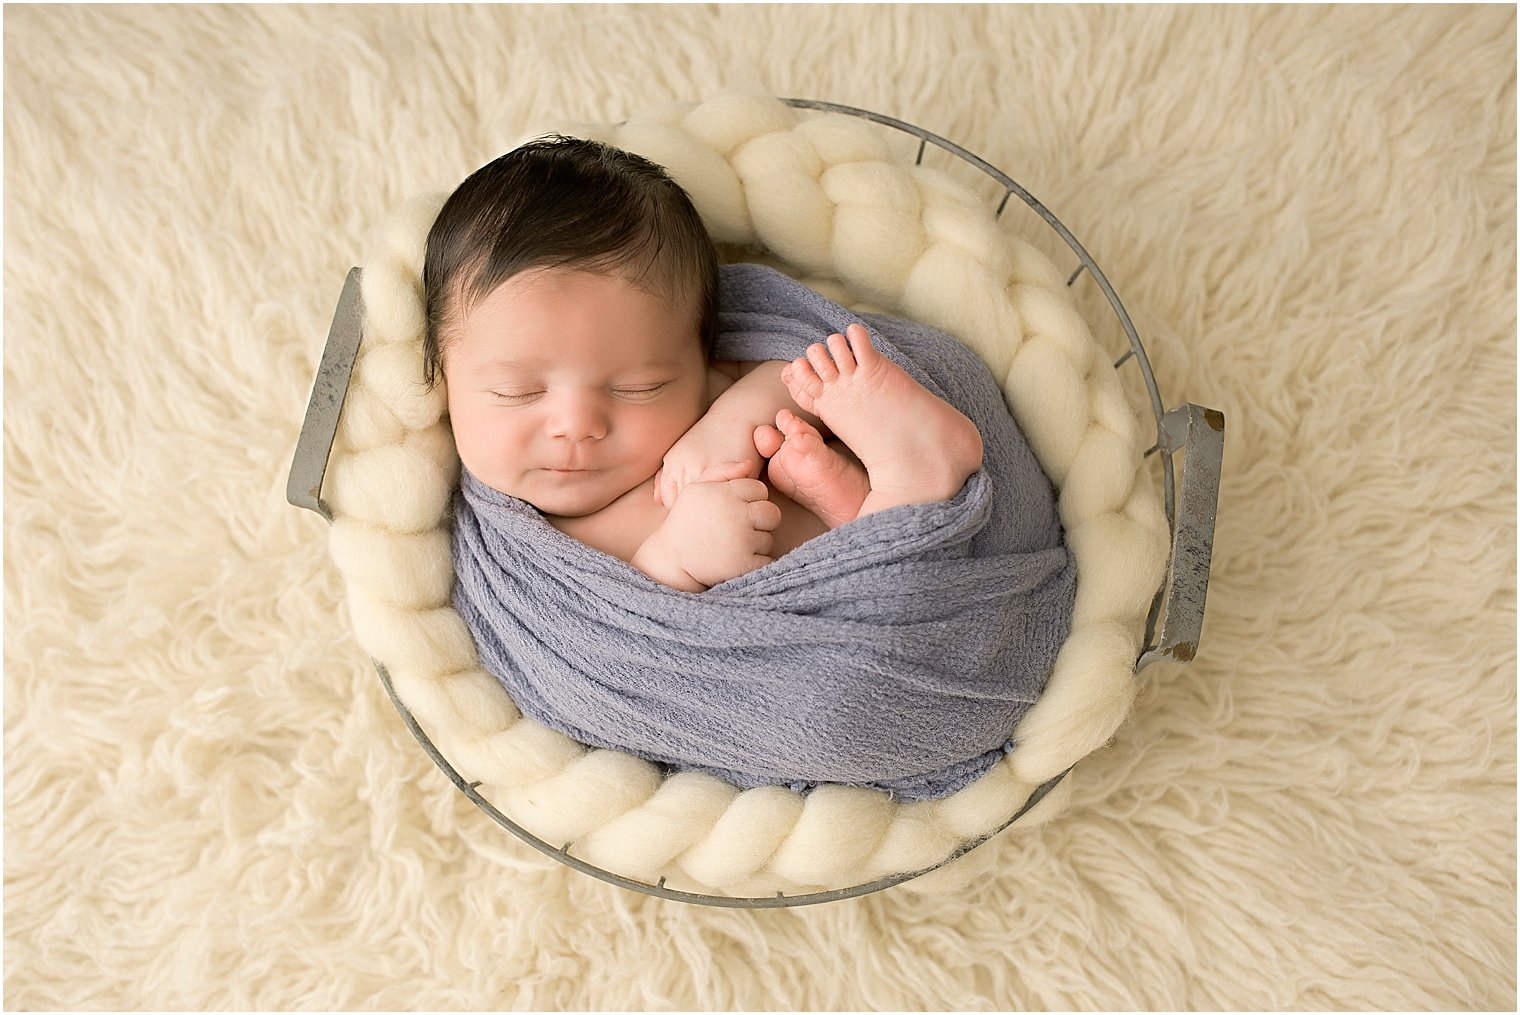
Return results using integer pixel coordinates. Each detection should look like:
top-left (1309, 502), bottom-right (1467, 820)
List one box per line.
top-left (444, 267), bottom-right (708, 518)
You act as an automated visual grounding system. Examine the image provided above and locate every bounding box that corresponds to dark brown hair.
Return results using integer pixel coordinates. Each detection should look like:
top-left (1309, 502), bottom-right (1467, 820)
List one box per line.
top-left (421, 136), bottom-right (719, 387)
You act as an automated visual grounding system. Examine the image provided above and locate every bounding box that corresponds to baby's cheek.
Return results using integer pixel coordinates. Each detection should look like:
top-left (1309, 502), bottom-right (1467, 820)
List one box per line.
top-left (450, 413), bottom-right (482, 460)
top-left (452, 410), bottom-right (513, 484)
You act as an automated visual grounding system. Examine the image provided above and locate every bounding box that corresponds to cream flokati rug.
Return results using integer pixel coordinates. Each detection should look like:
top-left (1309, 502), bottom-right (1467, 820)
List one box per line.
top-left (4, 4), bottom-right (1514, 1010)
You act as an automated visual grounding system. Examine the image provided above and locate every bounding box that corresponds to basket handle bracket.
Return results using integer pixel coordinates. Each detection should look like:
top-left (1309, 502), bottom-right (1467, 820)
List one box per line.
top-left (1139, 403), bottom-right (1224, 669)
top-left (286, 267), bottom-right (364, 521)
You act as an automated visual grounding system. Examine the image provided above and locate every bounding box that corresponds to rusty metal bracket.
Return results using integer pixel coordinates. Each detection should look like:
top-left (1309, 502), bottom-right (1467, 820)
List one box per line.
top-left (286, 267), bottom-right (364, 520)
top-left (1139, 403), bottom-right (1225, 669)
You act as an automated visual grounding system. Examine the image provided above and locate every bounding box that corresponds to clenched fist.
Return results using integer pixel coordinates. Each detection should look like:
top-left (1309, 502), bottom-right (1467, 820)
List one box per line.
top-left (633, 461), bottom-right (782, 591)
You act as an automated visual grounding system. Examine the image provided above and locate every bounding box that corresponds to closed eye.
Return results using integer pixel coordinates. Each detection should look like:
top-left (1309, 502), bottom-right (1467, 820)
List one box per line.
top-left (613, 383), bottom-right (668, 401)
top-left (490, 390), bottom-right (544, 406)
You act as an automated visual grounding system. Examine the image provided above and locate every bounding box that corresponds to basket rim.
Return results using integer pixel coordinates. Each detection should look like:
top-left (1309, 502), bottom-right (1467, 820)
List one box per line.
top-left (296, 94), bottom-right (1184, 908)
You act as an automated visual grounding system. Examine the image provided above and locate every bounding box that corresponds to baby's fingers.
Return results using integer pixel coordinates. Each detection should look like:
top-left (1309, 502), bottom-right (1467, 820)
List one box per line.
top-left (660, 469), bottom-right (693, 509)
top-left (723, 477), bottom-right (770, 503)
top-left (748, 498), bottom-right (782, 532)
top-left (697, 460), bottom-right (755, 485)
top-left (747, 529), bottom-right (775, 559)
top-left (745, 552), bottom-right (776, 573)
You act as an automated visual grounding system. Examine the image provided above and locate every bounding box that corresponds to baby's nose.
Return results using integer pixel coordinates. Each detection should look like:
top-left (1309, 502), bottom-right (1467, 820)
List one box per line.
top-left (547, 395), bottom-right (608, 442)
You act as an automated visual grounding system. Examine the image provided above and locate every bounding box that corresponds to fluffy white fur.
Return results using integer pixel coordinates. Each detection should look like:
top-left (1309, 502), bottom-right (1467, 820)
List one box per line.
top-left (4, 4), bottom-right (1513, 1009)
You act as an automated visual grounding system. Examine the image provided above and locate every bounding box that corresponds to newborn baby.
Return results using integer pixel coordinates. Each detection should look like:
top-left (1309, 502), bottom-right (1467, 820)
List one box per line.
top-left (425, 135), bottom-right (983, 589)
top-left (437, 137), bottom-right (1077, 798)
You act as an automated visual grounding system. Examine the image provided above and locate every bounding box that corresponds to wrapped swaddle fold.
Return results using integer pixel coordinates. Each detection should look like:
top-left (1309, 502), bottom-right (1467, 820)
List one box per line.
top-left (451, 264), bottom-right (1076, 800)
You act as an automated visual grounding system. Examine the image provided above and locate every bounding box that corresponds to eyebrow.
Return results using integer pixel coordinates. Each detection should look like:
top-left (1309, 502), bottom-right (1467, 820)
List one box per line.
top-left (477, 355), bottom-right (691, 372)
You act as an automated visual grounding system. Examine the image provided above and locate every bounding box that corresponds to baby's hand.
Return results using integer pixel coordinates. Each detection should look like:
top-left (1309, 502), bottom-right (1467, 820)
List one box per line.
top-left (660, 461), bottom-right (781, 588)
top-left (655, 418), bottom-right (764, 509)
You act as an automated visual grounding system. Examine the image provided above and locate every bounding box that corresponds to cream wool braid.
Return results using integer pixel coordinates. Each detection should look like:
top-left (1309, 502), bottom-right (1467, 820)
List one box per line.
top-left (323, 93), bottom-right (1169, 898)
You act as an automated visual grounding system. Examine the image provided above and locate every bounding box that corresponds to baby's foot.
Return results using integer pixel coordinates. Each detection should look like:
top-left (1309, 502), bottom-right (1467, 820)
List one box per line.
top-left (783, 324), bottom-right (984, 517)
top-left (754, 410), bottom-right (869, 529)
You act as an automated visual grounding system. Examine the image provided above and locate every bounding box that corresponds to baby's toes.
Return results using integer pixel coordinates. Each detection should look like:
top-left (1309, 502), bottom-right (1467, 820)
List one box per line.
top-left (826, 331), bottom-right (857, 373)
top-left (783, 358), bottom-right (824, 409)
top-left (776, 408), bottom-right (822, 445)
top-left (805, 342), bottom-right (840, 382)
top-left (753, 423), bottom-right (784, 459)
top-left (844, 324), bottom-right (877, 364)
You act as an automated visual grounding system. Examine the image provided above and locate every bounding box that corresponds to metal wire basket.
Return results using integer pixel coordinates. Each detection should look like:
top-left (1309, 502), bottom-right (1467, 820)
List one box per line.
top-left (287, 99), bottom-right (1224, 908)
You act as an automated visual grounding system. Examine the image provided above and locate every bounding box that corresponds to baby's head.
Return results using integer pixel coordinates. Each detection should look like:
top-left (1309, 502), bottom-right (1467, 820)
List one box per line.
top-left (423, 138), bottom-right (721, 517)
top-left (422, 136), bottom-right (718, 388)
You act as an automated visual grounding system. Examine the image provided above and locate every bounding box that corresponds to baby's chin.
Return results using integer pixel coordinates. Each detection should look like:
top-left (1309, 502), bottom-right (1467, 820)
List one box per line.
top-left (515, 472), bottom-right (648, 520)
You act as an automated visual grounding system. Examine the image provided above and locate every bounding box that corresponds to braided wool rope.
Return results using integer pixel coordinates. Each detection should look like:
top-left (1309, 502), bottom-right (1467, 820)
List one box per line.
top-left (325, 93), bottom-right (1169, 897)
